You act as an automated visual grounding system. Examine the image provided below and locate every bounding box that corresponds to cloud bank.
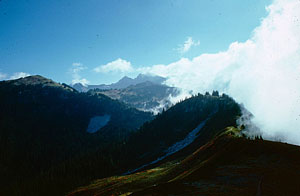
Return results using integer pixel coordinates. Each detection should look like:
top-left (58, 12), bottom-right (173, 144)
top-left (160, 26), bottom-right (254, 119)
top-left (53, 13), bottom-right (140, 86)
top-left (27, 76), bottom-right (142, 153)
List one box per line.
top-left (142, 0), bottom-right (300, 145)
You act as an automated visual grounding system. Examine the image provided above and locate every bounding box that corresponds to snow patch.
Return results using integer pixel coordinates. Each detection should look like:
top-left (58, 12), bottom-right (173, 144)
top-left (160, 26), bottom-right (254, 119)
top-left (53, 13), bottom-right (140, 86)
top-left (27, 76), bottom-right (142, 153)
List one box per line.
top-left (86, 115), bottom-right (110, 133)
top-left (123, 116), bottom-right (212, 175)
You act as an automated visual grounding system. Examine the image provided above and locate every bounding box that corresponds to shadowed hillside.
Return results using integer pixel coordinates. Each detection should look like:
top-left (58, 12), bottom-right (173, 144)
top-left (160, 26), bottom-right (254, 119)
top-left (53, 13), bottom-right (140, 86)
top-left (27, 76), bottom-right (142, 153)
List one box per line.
top-left (0, 75), bottom-right (153, 196)
top-left (67, 92), bottom-right (245, 196)
top-left (118, 92), bottom-right (241, 174)
top-left (0, 76), bottom-right (242, 196)
top-left (3, 76), bottom-right (295, 196)
top-left (69, 128), bottom-right (300, 196)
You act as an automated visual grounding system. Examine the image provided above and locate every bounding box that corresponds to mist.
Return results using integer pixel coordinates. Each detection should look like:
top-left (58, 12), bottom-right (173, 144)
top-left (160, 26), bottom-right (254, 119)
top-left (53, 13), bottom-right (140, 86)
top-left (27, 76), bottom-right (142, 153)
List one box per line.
top-left (143, 0), bottom-right (300, 145)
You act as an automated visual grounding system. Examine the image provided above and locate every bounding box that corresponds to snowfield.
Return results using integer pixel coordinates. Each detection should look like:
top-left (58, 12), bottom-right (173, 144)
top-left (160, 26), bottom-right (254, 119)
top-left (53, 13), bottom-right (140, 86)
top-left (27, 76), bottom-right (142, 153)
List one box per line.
top-left (86, 115), bottom-right (111, 133)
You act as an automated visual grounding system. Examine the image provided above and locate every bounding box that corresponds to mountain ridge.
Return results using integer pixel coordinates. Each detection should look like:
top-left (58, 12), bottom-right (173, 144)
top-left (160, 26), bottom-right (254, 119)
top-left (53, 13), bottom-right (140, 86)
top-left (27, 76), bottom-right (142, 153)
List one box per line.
top-left (72, 74), bottom-right (166, 92)
top-left (0, 75), bottom-right (242, 196)
top-left (89, 81), bottom-right (179, 113)
top-left (69, 128), bottom-right (300, 196)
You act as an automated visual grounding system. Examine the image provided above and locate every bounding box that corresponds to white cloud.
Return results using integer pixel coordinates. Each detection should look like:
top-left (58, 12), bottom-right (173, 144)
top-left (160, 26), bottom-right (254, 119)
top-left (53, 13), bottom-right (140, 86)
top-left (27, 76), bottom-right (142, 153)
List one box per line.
top-left (9, 72), bottom-right (31, 80)
top-left (143, 0), bottom-right (300, 145)
top-left (73, 78), bottom-right (89, 86)
top-left (0, 72), bottom-right (7, 80)
top-left (70, 62), bottom-right (89, 86)
top-left (0, 72), bottom-right (31, 81)
top-left (94, 58), bottom-right (134, 74)
top-left (177, 37), bottom-right (200, 54)
top-left (72, 62), bottom-right (83, 67)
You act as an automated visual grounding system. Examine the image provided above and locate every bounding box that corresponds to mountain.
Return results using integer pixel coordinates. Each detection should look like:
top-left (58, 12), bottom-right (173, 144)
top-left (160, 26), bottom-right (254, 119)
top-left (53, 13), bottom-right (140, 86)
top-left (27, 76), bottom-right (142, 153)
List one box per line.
top-left (72, 82), bottom-right (88, 92)
top-left (67, 95), bottom-right (300, 196)
top-left (0, 75), bottom-right (153, 196)
top-left (69, 128), bottom-right (300, 196)
top-left (89, 81), bottom-right (179, 113)
top-left (4, 76), bottom-right (297, 196)
top-left (0, 76), bottom-right (242, 196)
top-left (118, 92), bottom-right (242, 174)
top-left (71, 74), bottom-right (166, 92)
top-left (133, 73), bottom-right (166, 85)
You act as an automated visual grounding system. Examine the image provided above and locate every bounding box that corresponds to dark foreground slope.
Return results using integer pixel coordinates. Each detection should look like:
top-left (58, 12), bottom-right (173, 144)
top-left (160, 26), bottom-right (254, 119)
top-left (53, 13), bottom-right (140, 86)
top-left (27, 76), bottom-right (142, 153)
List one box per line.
top-left (0, 75), bottom-right (153, 196)
top-left (69, 128), bottom-right (300, 196)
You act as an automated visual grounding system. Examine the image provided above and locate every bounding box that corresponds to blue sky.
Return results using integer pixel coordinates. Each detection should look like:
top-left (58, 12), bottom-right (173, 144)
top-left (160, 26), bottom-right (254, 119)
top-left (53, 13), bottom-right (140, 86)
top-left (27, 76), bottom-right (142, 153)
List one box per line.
top-left (1, 0), bottom-right (300, 145)
top-left (0, 0), bottom-right (271, 84)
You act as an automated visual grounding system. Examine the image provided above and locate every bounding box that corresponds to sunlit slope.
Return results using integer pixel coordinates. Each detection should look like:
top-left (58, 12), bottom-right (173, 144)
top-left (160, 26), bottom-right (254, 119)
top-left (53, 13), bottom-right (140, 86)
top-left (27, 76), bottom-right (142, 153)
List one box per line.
top-left (69, 128), bottom-right (300, 196)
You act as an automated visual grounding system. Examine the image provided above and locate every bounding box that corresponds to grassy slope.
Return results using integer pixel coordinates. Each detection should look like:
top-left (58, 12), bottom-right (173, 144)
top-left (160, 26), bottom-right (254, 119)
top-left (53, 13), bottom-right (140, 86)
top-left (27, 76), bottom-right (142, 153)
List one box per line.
top-left (69, 128), bottom-right (300, 196)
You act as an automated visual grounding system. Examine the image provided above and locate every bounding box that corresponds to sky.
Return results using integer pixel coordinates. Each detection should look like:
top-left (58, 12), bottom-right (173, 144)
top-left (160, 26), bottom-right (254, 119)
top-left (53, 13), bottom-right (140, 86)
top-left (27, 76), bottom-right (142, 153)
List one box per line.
top-left (0, 0), bottom-right (271, 84)
top-left (142, 0), bottom-right (300, 145)
top-left (1, 0), bottom-right (300, 145)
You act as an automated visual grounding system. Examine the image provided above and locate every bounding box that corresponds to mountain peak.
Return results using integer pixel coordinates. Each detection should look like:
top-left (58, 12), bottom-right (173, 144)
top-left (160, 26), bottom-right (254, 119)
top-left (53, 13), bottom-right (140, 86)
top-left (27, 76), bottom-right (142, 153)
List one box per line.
top-left (134, 73), bottom-right (166, 84)
top-left (12, 75), bottom-right (53, 85)
top-left (7, 75), bottom-right (75, 92)
top-left (72, 74), bottom-right (167, 92)
top-left (136, 73), bottom-right (146, 79)
top-left (119, 76), bottom-right (133, 82)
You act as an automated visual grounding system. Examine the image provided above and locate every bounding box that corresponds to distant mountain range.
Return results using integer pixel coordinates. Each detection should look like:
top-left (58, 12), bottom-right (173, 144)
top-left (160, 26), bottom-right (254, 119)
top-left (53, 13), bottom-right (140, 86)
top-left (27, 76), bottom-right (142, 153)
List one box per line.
top-left (89, 81), bottom-right (179, 113)
top-left (72, 74), bottom-right (166, 92)
top-left (73, 74), bottom-right (178, 113)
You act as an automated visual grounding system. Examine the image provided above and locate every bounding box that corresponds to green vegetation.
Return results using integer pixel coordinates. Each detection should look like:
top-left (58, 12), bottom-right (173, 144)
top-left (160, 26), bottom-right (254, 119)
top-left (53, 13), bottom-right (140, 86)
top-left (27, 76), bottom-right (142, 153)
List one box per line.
top-left (70, 131), bottom-right (300, 196)
top-left (219, 126), bottom-right (242, 138)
